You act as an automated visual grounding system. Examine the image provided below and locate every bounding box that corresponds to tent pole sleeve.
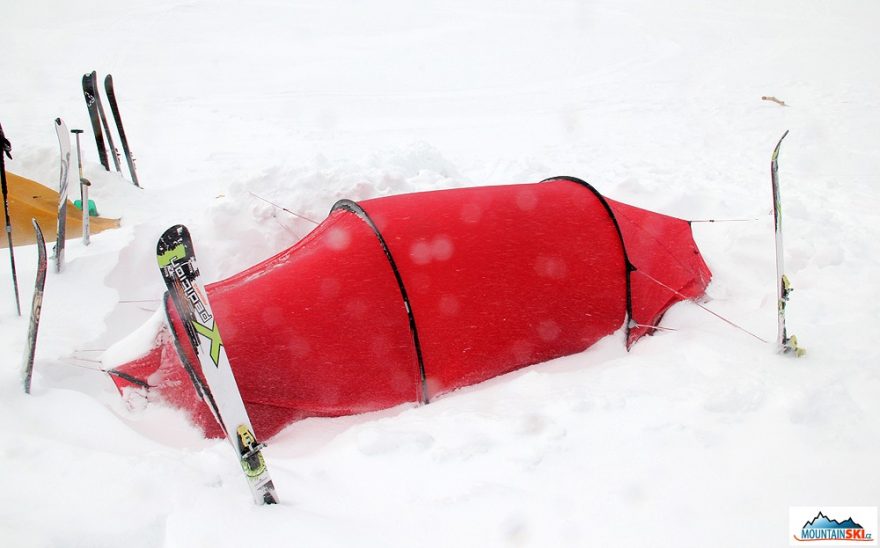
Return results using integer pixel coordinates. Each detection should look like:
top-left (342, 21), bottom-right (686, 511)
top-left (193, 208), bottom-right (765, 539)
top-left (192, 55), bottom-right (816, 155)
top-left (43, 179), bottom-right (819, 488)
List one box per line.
top-left (539, 176), bottom-right (635, 346)
top-left (332, 199), bottom-right (430, 405)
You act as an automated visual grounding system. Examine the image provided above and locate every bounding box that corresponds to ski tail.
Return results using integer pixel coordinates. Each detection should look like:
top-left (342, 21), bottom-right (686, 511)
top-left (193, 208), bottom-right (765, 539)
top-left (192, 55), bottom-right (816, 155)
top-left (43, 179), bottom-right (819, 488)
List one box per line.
top-left (770, 130), bottom-right (805, 357)
top-left (104, 75), bottom-right (140, 187)
top-left (82, 71), bottom-right (110, 171)
top-left (22, 219), bottom-right (47, 393)
top-left (157, 225), bottom-right (279, 505)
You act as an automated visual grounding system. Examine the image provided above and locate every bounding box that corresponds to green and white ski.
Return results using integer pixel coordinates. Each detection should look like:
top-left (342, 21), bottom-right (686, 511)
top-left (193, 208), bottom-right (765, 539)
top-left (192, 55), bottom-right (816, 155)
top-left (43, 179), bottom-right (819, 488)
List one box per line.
top-left (157, 224), bottom-right (279, 504)
top-left (771, 130), bottom-right (805, 357)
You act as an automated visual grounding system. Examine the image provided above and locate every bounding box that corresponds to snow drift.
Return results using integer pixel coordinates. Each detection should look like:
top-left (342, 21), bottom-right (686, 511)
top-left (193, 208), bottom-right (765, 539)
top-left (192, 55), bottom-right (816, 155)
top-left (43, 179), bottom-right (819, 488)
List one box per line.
top-left (108, 177), bottom-right (711, 438)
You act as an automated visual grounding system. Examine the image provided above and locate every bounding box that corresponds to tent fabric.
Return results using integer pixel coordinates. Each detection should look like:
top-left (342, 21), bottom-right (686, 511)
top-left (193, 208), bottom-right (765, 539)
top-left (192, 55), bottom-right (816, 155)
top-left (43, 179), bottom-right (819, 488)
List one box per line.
top-left (604, 197), bottom-right (712, 345)
top-left (109, 177), bottom-right (711, 439)
top-left (1, 171), bottom-right (120, 247)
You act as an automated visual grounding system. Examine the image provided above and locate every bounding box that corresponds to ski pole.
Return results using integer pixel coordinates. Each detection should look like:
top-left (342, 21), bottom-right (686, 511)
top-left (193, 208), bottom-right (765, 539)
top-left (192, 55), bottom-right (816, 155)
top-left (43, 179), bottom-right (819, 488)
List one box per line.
top-left (72, 129), bottom-right (85, 205)
top-left (0, 122), bottom-right (21, 315)
top-left (72, 129), bottom-right (84, 179)
top-left (81, 178), bottom-right (91, 246)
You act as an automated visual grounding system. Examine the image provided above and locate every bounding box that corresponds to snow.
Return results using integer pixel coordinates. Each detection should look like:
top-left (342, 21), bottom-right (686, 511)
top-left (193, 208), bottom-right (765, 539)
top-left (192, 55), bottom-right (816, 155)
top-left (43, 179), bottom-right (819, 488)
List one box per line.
top-left (2, 1), bottom-right (879, 546)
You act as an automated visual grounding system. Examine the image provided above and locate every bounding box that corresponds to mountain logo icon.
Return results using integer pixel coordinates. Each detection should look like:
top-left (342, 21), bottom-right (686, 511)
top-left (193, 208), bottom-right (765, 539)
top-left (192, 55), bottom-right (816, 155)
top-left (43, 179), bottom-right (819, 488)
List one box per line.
top-left (804, 512), bottom-right (864, 531)
top-left (794, 511), bottom-right (874, 543)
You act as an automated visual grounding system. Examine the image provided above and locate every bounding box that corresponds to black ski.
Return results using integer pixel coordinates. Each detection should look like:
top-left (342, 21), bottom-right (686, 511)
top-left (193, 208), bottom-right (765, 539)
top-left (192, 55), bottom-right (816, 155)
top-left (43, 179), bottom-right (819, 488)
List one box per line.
top-left (104, 75), bottom-right (140, 187)
top-left (157, 225), bottom-right (279, 505)
top-left (23, 219), bottom-right (47, 394)
top-left (82, 71), bottom-right (120, 172)
top-left (1, 121), bottom-right (21, 315)
top-left (82, 72), bottom-right (109, 171)
top-left (771, 130), bottom-right (804, 357)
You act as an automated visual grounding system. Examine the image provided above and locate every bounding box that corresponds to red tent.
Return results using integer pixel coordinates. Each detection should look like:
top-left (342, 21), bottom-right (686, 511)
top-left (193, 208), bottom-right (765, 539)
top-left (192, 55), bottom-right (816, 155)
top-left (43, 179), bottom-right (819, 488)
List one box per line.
top-left (109, 177), bottom-right (711, 439)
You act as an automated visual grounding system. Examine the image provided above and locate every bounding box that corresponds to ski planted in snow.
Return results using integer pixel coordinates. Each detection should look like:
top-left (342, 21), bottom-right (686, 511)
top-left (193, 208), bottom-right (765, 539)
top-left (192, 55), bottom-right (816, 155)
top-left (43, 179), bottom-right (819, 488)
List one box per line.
top-left (157, 225), bottom-right (279, 505)
top-left (1, 121), bottom-right (21, 315)
top-left (54, 118), bottom-right (71, 273)
top-left (104, 75), bottom-right (140, 187)
top-left (82, 71), bottom-right (121, 172)
top-left (771, 130), bottom-right (805, 357)
top-left (23, 219), bottom-right (47, 394)
top-left (82, 72), bottom-right (109, 170)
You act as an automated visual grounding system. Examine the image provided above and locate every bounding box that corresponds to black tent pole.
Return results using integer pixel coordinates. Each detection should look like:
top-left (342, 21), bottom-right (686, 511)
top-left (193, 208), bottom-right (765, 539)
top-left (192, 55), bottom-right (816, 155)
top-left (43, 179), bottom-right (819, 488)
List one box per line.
top-left (0, 122), bottom-right (21, 315)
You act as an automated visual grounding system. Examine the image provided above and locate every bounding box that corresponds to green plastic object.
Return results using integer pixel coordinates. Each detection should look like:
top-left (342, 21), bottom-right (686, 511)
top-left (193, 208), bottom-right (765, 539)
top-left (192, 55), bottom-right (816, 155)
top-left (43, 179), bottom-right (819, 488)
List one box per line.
top-left (73, 199), bottom-right (99, 217)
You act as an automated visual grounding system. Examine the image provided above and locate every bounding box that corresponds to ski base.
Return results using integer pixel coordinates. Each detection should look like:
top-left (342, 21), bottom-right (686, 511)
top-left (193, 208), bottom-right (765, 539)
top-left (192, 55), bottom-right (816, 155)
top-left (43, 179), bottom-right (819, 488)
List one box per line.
top-left (23, 219), bottom-right (47, 393)
top-left (53, 118), bottom-right (71, 273)
top-left (104, 74), bottom-right (140, 187)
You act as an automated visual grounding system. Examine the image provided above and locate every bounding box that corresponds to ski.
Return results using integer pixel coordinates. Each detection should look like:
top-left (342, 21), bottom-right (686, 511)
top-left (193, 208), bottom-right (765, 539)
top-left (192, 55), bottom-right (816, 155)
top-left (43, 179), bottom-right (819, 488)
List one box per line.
top-left (23, 219), bottom-right (47, 394)
top-left (1, 121), bottom-right (21, 315)
top-left (94, 72), bottom-right (121, 173)
top-left (104, 75), bottom-right (140, 187)
top-left (157, 225), bottom-right (279, 505)
top-left (82, 72), bottom-right (109, 170)
top-left (53, 118), bottom-right (71, 273)
top-left (771, 130), bottom-right (805, 357)
top-left (82, 71), bottom-right (121, 172)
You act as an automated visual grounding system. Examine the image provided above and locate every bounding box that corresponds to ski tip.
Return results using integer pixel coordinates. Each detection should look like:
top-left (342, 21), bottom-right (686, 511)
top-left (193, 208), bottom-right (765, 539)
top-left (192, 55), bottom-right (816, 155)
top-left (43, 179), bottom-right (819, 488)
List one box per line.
top-left (31, 218), bottom-right (44, 240)
top-left (157, 224), bottom-right (190, 263)
top-left (778, 129), bottom-right (790, 144)
top-left (160, 224), bottom-right (188, 241)
top-left (772, 130), bottom-right (790, 162)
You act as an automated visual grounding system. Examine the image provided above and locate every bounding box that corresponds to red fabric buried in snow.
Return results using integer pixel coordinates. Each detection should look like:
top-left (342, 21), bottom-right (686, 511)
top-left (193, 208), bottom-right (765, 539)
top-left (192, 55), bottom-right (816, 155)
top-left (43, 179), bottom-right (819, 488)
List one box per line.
top-left (109, 177), bottom-right (711, 439)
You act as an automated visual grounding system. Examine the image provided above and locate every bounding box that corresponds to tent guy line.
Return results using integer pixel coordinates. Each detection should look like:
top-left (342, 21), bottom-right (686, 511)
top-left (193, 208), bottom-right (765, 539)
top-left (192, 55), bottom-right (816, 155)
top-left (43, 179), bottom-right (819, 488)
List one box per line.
top-left (634, 269), bottom-right (769, 344)
top-left (249, 191), bottom-right (320, 225)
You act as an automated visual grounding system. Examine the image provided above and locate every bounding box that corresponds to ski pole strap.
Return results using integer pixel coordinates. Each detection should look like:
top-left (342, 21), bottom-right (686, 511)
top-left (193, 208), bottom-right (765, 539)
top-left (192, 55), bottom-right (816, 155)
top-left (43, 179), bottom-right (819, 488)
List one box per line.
top-left (1, 123), bottom-right (11, 159)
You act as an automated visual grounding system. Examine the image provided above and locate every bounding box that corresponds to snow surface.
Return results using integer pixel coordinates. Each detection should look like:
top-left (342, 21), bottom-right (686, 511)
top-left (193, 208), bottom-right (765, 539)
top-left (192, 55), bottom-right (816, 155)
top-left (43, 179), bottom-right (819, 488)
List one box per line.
top-left (2, 1), bottom-right (879, 546)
